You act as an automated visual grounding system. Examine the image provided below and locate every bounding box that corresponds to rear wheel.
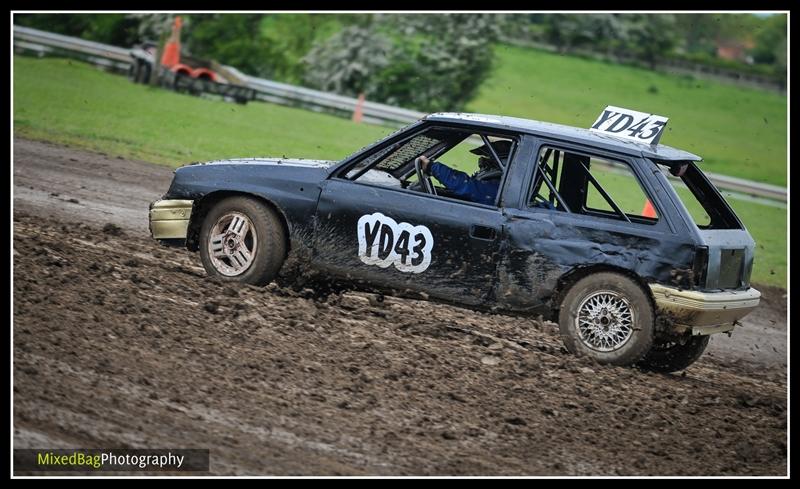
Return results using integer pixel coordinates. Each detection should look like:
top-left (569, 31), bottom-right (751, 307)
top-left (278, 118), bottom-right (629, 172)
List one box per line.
top-left (558, 272), bottom-right (654, 366)
top-left (199, 197), bottom-right (286, 286)
top-left (638, 335), bottom-right (710, 373)
top-left (133, 60), bottom-right (152, 84)
top-left (128, 60), bottom-right (140, 82)
top-left (172, 72), bottom-right (189, 93)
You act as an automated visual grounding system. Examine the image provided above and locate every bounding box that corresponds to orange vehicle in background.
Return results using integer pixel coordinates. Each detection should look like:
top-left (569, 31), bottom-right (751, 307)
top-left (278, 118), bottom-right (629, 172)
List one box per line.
top-left (128, 16), bottom-right (255, 104)
top-left (158, 16), bottom-right (217, 82)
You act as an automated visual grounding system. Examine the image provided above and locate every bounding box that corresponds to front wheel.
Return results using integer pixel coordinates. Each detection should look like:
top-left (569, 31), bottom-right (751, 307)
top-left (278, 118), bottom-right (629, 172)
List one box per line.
top-left (199, 197), bottom-right (286, 286)
top-left (638, 335), bottom-right (710, 373)
top-left (558, 272), bottom-right (654, 366)
top-left (137, 62), bottom-right (152, 84)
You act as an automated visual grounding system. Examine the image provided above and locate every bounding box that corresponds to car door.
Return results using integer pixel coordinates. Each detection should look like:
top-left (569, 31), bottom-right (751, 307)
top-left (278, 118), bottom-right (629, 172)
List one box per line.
top-left (311, 137), bottom-right (509, 306)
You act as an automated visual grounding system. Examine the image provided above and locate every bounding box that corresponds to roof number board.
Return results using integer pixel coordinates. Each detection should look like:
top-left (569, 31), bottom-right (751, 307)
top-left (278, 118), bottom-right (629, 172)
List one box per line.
top-left (590, 106), bottom-right (669, 146)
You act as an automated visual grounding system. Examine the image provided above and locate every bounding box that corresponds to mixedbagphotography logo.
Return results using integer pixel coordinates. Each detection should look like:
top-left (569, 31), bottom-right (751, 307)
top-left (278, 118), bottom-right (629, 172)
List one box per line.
top-left (14, 449), bottom-right (210, 473)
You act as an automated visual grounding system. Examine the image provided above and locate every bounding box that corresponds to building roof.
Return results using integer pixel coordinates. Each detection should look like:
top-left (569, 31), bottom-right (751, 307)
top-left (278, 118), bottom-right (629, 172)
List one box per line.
top-left (424, 112), bottom-right (702, 162)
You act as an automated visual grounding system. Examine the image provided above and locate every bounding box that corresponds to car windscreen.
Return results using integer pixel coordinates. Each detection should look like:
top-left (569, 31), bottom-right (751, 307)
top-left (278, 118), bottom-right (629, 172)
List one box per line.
top-left (654, 160), bottom-right (743, 230)
top-left (345, 128), bottom-right (466, 180)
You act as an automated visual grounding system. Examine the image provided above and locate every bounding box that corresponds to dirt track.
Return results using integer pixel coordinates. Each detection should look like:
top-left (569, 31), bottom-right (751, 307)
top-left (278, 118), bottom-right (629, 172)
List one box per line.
top-left (13, 138), bottom-right (788, 475)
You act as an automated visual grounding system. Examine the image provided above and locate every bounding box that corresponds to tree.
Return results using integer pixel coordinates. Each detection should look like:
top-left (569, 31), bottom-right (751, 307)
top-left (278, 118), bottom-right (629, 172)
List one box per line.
top-left (180, 14), bottom-right (285, 79)
top-left (302, 25), bottom-right (394, 98)
top-left (541, 14), bottom-right (588, 53)
top-left (585, 14), bottom-right (628, 56)
top-left (750, 14), bottom-right (787, 68)
top-left (623, 14), bottom-right (677, 69)
top-left (302, 14), bottom-right (498, 112)
top-left (672, 14), bottom-right (721, 55)
top-left (260, 14), bottom-right (367, 84)
top-left (15, 14), bottom-right (140, 47)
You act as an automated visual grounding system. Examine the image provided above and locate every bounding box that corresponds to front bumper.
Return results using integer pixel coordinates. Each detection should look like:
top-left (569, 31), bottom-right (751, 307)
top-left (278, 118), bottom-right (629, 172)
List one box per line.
top-left (149, 199), bottom-right (193, 240)
top-left (649, 284), bottom-right (761, 335)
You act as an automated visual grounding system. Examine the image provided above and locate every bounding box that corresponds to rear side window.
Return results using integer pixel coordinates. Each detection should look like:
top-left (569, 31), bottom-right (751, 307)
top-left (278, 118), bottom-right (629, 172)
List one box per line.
top-left (655, 161), bottom-right (743, 230)
top-left (529, 146), bottom-right (658, 224)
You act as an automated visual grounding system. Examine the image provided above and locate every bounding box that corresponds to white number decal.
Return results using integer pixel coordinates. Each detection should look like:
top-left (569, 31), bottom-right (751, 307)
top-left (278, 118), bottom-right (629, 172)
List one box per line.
top-left (590, 106), bottom-right (669, 145)
top-left (357, 212), bottom-right (434, 274)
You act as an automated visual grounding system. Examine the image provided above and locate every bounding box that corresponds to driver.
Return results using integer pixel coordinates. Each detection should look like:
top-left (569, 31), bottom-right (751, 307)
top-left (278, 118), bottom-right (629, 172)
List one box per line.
top-left (419, 140), bottom-right (511, 205)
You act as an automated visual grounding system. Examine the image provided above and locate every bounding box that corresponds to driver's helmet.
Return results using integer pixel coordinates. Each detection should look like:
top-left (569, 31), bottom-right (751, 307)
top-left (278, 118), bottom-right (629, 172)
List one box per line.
top-left (470, 140), bottom-right (512, 179)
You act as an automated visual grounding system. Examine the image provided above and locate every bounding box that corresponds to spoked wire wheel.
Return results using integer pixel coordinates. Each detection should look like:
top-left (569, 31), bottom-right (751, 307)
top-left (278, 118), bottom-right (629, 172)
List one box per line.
top-left (559, 272), bottom-right (653, 365)
top-left (207, 212), bottom-right (257, 276)
top-left (575, 290), bottom-right (635, 352)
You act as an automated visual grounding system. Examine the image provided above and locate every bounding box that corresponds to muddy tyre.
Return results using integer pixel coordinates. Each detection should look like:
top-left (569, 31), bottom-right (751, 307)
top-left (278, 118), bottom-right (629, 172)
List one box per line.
top-left (558, 272), bottom-right (654, 366)
top-left (638, 335), bottom-right (710, 373)
top-left (199, 197), bottom-right (286, 286)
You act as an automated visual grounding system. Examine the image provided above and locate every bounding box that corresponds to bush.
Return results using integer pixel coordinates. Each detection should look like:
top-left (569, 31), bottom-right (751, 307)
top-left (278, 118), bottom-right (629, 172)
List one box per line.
top-left (15, 14), bottom-right (140, 47)
top-left (259, 14), bottom-right (365, 85)
top-left (302, 14), bottom-right (499, 112)
top-left (181, 14), bottom-right (286, 79)
top-left (665, 51), bottom-right (784, 82)
top-left (301, 25), bottom-right (394, 101)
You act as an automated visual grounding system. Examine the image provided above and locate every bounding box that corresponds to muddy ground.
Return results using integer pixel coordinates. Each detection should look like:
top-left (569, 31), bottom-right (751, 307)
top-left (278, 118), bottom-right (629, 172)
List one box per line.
top-left (13, 138), bottom-right (788, 476)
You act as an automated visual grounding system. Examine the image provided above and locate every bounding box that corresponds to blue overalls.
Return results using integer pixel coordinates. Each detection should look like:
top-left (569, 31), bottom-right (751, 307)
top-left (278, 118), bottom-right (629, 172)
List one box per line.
top-left (429, 162), bottom-right (500, 206)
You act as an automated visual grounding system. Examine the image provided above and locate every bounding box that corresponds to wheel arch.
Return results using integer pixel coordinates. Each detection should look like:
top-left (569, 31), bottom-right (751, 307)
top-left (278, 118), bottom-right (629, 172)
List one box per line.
top-left (186, 191), bottom-right (291, 256)
top-left (191, 68), bottom-right (216, 81)
top-left (171, 63), bottom-right (193, 77)
top-left (549, 264), bottom-right (655, 317)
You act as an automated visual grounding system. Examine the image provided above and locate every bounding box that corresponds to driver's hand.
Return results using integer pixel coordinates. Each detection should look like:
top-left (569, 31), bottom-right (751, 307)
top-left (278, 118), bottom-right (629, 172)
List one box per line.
top-left (419, 155), bottom-right (430, 173)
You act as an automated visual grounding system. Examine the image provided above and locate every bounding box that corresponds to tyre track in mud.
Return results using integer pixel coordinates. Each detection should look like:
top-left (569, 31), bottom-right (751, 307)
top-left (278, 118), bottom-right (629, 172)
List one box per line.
top-left (12, 138), bottom-right (787, 475)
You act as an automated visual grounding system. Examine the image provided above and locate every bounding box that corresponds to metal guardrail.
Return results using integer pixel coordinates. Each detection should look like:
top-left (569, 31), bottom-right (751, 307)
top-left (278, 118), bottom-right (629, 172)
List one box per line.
top-left (13, 24), bottom-right (787, 202)
top-left (701, 172), bottom-right (787, 202)
top-left (14, 25), bottom-right (132, 73)
top-left (14, 25), bottom-right (131, 60)
top-left (222, 65), bottom-right (425, 125)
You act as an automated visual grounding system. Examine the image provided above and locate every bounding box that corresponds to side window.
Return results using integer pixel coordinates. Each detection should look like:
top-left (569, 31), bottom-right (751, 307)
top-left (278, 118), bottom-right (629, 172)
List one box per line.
top-left (529, 146), bottom-right (658, 224)
top-left (342, 126), bottom-right (516, 208)
top-left (656, 161), bottom-right (742, 230)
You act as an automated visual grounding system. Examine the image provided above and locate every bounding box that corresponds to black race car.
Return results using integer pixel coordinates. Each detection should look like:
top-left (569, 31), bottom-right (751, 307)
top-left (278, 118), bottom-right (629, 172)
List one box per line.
top-left (150, 109), bottom-right (760, 372)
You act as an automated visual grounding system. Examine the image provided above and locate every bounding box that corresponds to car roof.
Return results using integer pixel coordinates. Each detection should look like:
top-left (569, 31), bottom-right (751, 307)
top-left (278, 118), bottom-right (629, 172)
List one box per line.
top-left (424, 112), bottom-right (702, 162)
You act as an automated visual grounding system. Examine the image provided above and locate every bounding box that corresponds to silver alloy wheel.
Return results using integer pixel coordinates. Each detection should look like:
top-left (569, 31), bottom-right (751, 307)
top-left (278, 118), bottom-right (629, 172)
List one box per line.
top-left (575, 290), bottom-right (635, 352)
top-left (208, 212), bottom-right (257, 277)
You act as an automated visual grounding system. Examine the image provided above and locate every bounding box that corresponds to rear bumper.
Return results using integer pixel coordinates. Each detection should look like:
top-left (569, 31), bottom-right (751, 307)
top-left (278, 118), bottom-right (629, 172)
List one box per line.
top-left (149, 199), bottom-right (193, 240)
top-left (649, 284), bottom-right (761, 335)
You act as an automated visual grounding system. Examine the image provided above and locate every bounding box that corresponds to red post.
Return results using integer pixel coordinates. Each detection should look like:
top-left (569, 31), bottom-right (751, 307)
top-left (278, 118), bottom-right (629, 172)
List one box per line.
top-left (352, 93), bottom-right (365, 123)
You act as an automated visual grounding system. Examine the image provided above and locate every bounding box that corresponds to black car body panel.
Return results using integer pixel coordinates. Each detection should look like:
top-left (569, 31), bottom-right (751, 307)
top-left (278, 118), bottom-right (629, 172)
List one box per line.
top-left (164, 158), bottom-right (334, 274)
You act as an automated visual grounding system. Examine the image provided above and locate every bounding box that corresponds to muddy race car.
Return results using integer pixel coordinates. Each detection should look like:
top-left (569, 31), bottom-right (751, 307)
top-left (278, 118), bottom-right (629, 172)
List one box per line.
top-left (149, 108), bottom-right (761, 372)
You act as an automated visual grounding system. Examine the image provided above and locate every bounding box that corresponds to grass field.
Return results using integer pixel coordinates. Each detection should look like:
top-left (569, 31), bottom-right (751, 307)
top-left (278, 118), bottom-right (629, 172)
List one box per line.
top-left (467, 44), bottom-right (788, 187)
top-left (13, 56), bottom-right (786, 288)
top-left (13, 57), bottom-right (391, 166)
